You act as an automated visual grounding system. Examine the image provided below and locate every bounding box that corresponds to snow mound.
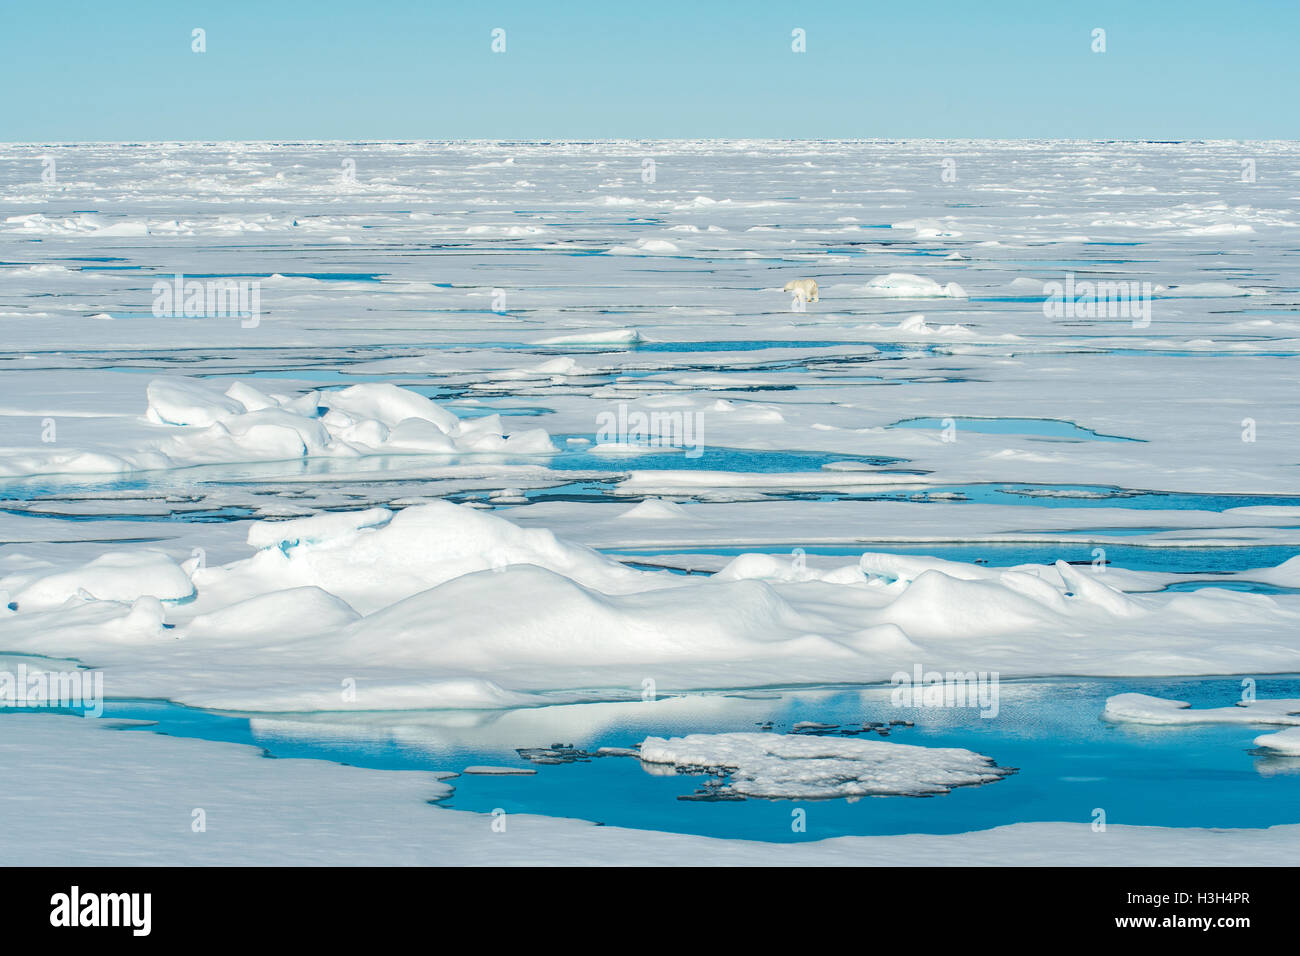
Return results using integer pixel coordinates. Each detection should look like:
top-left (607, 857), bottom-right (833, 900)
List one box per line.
top-left (216, 500), bottom-right (645, 614)
top-left (146, 379), bottom-right (245, 427)
top-left (182, 587), bottom-right (361, 639)
top-left (340, 564), bottom-right (824, 669)
top-left (849, 273), bottom-right (968, 298)
top-left (534, 328), bottom-right (641, 346)
top-left (607, 238), bottom-right (680, 255)
top-left (616, 498), bottom-right (691, 520)
top-left (7, 502), bottom-right (1300, 712)
top-left (142, 378), bottom-right (555, 470)
top-left (0, 378), bottom-right (557, 478)
top-left (495, 357), bottom-right (598, 381)
top-left (714, 553), bottom-right (865, 585)
top-left (247, 508), bottom-right (393, 551)
top-left (9, 551), bottom-right (194, 612)
top-left (862, 314), bottom-right (976, 338)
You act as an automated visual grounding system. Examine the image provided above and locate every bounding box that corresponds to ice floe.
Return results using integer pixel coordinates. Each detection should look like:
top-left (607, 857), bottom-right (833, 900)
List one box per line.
top-left (5, 139), bottom-right (1300, 864)
top-left (1254, 728), bottom-right (1300, 755)
top-left (637, 732), bottom-right (1011, 798)
top-left (1102, 693), bottom-right (1300, 726)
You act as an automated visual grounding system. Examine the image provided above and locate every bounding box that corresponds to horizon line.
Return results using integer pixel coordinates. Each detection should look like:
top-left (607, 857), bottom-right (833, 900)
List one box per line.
top-left (4, 137), bottom-right (1297, 148)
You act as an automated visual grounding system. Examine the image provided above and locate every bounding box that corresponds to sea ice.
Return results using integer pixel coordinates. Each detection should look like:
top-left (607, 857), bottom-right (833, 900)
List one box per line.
top-left (1254, 727), bottom-right (1300, 755)
top-left (638, 732), bottom-right (1011, 798)
top-left (1102, 693), bottom-right (1300, 726)
top-left (3, 501), bottom-right (1300, 711)
top-left (845, 273), bottom-right (968, 298)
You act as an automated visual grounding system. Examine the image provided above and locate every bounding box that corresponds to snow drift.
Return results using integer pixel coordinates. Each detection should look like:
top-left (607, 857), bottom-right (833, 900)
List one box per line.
top-left (2, 502), bottom-right (1300, 711)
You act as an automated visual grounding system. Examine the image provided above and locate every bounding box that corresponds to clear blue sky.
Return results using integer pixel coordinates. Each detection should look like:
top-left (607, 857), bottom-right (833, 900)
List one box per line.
top-left (2, 0), bottom-right (1295, 141)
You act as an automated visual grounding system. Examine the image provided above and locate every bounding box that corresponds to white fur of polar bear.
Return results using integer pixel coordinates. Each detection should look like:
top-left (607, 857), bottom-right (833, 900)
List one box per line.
top-left (783, 278), bottom-right (819, 302)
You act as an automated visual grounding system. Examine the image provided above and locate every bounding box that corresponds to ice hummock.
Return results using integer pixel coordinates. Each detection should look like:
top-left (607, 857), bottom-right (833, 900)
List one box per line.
top-left (839, 273), bottom-right (968, 299)
top-left (4, 500), bottom-right (1300, 711)
top-left (0, 378), bottom-right (555, 478)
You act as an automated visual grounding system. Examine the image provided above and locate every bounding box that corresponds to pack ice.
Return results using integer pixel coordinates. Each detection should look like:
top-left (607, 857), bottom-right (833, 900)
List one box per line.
top-left (0, 378), bottom-right (553, 477)
top-left (3, 501), bottom-right (1300, 711)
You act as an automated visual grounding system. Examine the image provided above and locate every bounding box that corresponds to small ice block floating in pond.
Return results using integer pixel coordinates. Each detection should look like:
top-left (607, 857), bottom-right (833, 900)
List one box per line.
top-left (462, 766), bottom-right (538, 775)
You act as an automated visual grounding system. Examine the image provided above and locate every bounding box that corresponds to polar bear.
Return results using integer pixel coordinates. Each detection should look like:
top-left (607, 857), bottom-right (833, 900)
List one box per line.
top-left (783, 278), bottom-right (819, 303)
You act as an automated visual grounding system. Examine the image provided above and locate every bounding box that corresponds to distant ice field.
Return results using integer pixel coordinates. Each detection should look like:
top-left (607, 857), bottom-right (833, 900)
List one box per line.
top-left (2, 141), bottom-right (1299, 859)
top-left (2, 138), bottom-right (1299, 690)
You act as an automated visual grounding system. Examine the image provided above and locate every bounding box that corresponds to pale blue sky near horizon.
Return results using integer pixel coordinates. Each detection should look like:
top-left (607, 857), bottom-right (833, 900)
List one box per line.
top-left (2, 0), bottom-right (1297, 142)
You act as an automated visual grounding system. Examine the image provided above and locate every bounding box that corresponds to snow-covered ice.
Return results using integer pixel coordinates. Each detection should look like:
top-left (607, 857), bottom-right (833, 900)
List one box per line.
top-left (637, 732), bottom-right (1011, 798)
top-left (4, 500), bottom-right (1300, 713)
top-left (4, 712), bottom-right (1300, 866)
top-left (3, 139), bottom-right (1299, 864)
top-left (1253, 727), bottom-right (1300, 755)
top-left (1103, 693), bottom-right (1300, 726)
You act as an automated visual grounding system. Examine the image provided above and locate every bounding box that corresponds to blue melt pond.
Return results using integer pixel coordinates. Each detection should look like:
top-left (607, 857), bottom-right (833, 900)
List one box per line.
top-left (890, 417), bottom-right (1140, 442)
top-left (6, 675), bottom-right (1300, 844)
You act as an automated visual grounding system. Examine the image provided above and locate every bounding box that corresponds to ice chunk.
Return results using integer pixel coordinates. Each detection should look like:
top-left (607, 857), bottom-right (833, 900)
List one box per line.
top-left (637, 732), bottom-right (1011, 798)
top-left (1254, 727), bottom-right (1300, 755)
top-left (461, 766), bottom-right (537, 775)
